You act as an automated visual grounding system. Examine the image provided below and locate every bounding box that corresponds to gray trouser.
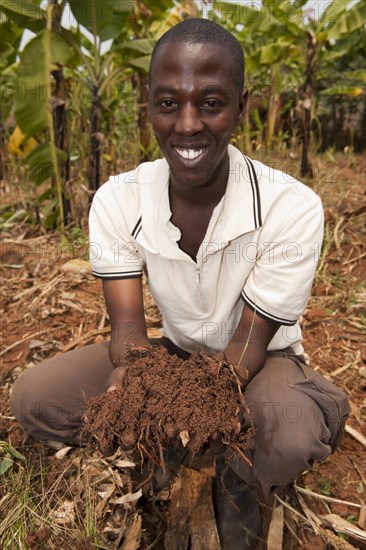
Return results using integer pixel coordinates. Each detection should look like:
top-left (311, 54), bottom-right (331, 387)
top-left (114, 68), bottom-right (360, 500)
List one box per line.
top-left (10, 340), bottom-right (350, 496)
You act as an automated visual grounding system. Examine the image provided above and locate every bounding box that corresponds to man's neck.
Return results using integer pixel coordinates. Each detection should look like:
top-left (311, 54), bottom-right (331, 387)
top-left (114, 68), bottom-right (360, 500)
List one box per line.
top-left (169, 155), bottom-right (229, 207)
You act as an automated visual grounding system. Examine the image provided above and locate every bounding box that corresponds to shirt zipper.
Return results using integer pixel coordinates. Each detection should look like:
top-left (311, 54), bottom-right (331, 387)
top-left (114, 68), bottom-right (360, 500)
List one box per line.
top-left (196, 266), bottom-right (200, 284)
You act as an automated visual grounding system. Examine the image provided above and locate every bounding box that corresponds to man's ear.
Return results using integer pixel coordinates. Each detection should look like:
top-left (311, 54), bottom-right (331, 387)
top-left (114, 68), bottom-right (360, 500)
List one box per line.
top-left (236, 89), bottom-right (249, 124)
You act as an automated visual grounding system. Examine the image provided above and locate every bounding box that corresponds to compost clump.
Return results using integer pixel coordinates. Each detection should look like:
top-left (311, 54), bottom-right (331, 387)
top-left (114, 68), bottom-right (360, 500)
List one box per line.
top-left (83, 347), bottom-right (253, 465)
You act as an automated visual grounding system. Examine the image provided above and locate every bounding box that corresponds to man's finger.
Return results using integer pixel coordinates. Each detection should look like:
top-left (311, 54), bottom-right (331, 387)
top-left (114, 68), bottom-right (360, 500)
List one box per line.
top-left (106, 366), bottom-right (126, 392)
top-left (209, 437), bottom-right (226, 454)
top-left (99, 442), bottom-right (117, 457)
top-left (234, 364), bottom-right (248, 383)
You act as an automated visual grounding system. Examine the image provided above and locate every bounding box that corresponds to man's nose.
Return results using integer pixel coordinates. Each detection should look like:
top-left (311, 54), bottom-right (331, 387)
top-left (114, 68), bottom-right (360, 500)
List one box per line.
top-left (174, 104), bottom-right (205, 135)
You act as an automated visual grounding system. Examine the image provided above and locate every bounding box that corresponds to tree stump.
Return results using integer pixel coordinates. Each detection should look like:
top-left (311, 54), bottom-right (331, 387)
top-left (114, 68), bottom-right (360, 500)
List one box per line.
top-left (164, 466), bottom-right (221, 550)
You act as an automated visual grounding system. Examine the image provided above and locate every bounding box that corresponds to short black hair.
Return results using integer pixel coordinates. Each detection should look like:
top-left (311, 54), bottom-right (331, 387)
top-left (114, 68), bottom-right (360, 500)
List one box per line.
top-left (149, 18), bottom-right (244, 92)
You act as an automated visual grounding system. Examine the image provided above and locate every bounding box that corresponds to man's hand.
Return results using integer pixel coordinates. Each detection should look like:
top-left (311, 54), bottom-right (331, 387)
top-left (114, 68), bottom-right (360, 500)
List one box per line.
top-left (102, 277), bottom-right (150, 392)
top-left (208, 307), bottom-right (279, 452)
top-left (107, 339), bottom-right (128, 392)
top-left (213, 351), bottom-right (249, 386)
top-left (107, 366), bottom-right (127, 392)
top-left (209, 419), bottom-right (242, 455)
top-left (219, 304), bottom-right (280, 386)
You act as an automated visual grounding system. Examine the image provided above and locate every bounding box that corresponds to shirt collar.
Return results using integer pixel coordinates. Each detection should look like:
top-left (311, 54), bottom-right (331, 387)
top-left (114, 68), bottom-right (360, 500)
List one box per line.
top-left (221, 145), bottom-right (262, 241)
top-left (138, 145), bottom-right (262, 255)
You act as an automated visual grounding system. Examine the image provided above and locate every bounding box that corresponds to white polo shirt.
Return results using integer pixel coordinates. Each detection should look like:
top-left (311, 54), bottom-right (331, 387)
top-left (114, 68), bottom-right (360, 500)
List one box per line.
top-left (89, 145), bottom-right (323, 355)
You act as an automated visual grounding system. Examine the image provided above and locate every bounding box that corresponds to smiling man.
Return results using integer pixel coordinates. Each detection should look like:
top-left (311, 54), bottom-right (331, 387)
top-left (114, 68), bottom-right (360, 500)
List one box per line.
top-left (148, 37), bottom-right (246, 262)
top-left (11, 18), bottom-right (350, 550)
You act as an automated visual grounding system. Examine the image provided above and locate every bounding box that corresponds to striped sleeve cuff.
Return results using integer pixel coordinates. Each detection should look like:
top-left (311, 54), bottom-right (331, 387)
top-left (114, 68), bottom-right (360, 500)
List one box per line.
top-left (92, 269), bottom-right (143, 280)
top-left (241, 291), bottom-right (297, 326)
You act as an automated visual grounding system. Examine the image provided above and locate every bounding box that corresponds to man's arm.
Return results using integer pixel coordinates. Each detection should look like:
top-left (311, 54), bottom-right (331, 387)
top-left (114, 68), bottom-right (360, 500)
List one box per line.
top-left (217, 304), bottom-right (280, 387)
top-left (208, 304), bottom-right (279, 452)
top-left (102, 278), bottom-right (150, 390)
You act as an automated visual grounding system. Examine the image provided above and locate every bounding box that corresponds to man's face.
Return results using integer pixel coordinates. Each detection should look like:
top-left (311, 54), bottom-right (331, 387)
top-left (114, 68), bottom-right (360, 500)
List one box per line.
top-left (148, 42), bottom-right (246, 191)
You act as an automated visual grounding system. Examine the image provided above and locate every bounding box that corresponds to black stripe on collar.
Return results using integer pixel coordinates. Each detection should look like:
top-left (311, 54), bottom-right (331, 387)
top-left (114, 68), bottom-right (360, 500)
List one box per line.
top-left (243, 156), bottom-right (262, 228)
top-left (131, 216), bottom-right (142, 238)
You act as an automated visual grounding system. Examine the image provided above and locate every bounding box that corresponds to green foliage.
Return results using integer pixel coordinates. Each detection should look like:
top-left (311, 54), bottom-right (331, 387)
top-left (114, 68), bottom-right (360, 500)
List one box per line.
top-left (0, 0), bottom-right (43, 31)
top-left (0, 448), bottom-right (101, 547)
top-left (14, 30), bottom-right (73, 139)
top-left (118, 38), bottom-right (156, 55)
top-left (327, 0), bottom-right (366, 38)
top-left (0, 209), bottom-right (29, 232)
top-left (0, 0), bottom-right (41, 19)
top-left (116, 38), bottom-right (156, 73)
top-left (68, 0), bottom-right (133, 41)
top-left (319, 477), bottom-right (331, 496)
top-left (0, 441), bottom-right (26, 475)
top-left (0, 20), bottom-right (23, 68)
top-left (321, 85), bottom-right (364, 97)
top-left (258, 41), bottom-right (297, 65)
top-left (24, 144), bottom-right (67, 185)
top-left (12, 28), bottom-right (74, 226)
top-left (60, 226), bottom-right (89, 259)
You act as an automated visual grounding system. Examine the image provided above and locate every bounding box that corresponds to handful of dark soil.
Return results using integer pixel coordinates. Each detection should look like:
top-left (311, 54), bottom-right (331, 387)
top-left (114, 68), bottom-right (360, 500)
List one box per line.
top-left (83, 347), bottom-right (253, 463)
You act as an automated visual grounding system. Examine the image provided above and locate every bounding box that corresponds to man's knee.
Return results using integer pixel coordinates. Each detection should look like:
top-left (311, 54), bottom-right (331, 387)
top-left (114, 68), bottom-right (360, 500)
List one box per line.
top-left (229, 414), bottom-right (332, 495)
top-left (268, 413), bottom-right (330, 464)
top-left (240, 362), bottom-right (336, 492)
top-left (10, 369), bottom-right (83, 441)
top-left (245, 400), bottom-right (332, 491)
top-left (9, 343), bottom-right (112, 441)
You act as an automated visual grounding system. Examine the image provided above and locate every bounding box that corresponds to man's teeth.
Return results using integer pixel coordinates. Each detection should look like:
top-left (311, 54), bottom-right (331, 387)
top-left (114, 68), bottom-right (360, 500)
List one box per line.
top-left (175, 148), bottom-right (204, 160)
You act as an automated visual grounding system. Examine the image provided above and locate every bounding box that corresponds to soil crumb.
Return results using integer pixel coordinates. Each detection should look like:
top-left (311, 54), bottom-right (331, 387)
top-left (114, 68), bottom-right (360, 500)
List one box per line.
top-left (83, 347), bottom-right (252, 463)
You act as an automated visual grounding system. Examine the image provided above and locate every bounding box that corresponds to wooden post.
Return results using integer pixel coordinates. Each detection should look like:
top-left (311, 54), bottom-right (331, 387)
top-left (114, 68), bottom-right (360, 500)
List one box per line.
top-left (165, 467), bottom-right (221, 550)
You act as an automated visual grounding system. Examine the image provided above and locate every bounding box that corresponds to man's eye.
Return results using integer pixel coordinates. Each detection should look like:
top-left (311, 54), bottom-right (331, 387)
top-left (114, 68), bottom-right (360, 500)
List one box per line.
top-left (203, 99), bottom-right (221, 109)
top-left (161, 99), bottom-right (176, 108)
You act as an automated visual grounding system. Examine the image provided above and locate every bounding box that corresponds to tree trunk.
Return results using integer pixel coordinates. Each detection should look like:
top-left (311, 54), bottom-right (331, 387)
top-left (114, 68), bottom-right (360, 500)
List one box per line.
top-left (138, 73), bottom-right (150, 163)
top-left (266, 67), bottom-right (277, 150)
top-left (88, 83), bottom-right (102, 193)
top-left (360, 93), bottom-right (366, 153)
top-left (48, 0), bottom-right (71, 225)
top-left (243, 114), bottom-right (252, 154)
top-left (300, 34), bottom-right (316, 179)
top-left (52, 68), bottom-right (71, 223)
top-left (0, 103), bottom-right (4, 181)
top-left (300, 92), bottom-right (313, 178)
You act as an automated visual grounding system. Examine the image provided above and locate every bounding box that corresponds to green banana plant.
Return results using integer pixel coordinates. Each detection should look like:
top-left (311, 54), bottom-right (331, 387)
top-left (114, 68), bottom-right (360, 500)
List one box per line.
top-left (0, 18), bottom-right (23, 180)
top-left (0, 0), bottom-right (72, 227)
top-left (63, 0), bottom-right (134, 192)
top-left (14, 28), bottom-right (74, 227)
top-left (261, 0), bottom-right (364, 176)
top-left (218, 0), bottom-right (364, 176)
top-left (1, 0), bottom-right (134, 223)
top-left (267, 0), bottom-right (364, 177)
